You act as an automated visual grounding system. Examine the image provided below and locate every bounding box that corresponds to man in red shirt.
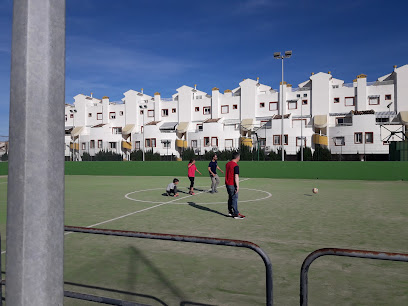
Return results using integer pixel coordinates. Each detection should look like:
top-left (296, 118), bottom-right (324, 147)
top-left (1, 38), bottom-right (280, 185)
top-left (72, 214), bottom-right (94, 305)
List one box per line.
top-left (225, 152), bottom-right (245, 219)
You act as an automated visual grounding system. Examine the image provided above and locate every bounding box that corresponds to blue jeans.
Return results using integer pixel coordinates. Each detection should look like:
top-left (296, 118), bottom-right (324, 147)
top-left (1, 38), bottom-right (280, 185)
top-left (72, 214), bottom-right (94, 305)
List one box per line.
top-left (226, 185), bottom-right (239, 216)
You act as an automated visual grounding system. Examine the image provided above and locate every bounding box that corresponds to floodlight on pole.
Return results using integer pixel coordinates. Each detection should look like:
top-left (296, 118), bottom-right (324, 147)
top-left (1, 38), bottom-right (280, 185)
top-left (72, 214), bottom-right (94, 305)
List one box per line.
top-left (139, 105), bottom-right (147, 161)
top-left (274, 50), bottom-right (292, 161)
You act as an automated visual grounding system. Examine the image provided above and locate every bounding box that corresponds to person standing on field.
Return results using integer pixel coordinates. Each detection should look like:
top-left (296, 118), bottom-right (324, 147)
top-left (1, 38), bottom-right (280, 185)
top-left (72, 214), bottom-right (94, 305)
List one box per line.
top-left (208, 154), bottom-right (224, 193)
top-left (188, 159), bottom-right (202, 195)
top-left (225, 152), bottom-right (245, 219)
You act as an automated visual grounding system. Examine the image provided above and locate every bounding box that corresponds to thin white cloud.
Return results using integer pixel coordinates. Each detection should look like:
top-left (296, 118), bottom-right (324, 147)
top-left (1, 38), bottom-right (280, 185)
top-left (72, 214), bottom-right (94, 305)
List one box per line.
top-left (66, 36), bottom-right (196, 77)
top-left (233, 0), bottom-right (286, 14)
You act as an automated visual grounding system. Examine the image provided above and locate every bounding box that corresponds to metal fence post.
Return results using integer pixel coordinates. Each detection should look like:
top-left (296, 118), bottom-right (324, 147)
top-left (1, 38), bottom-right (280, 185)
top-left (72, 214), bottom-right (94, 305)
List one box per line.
top-left (300, 248), bottom-right (408, 306)
top-left (6, 0), bottom-right (66, 305)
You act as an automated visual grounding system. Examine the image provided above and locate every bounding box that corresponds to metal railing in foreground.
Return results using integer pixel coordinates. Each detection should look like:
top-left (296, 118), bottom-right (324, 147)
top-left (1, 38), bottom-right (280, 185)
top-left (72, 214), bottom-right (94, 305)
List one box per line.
top-left (300, 248), bottom-right (408, 306)
top-left (64, 225), bottom-right (273, 306)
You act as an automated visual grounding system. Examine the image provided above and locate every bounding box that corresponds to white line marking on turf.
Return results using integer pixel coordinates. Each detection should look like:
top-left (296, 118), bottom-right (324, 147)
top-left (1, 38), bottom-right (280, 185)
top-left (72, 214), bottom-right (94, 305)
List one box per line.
top-left (125, 186), bottom-right (271, 205)
top-left (65, 179), bottom-right (249, 237)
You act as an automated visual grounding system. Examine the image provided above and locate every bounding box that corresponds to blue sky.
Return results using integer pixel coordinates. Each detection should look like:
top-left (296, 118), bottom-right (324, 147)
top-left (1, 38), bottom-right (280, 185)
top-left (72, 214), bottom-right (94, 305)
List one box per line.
top-left (0, 0), bottom-right (407, 136)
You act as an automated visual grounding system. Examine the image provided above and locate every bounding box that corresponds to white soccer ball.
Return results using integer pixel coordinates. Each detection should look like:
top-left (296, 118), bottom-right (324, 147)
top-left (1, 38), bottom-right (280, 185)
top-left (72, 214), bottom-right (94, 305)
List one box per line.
top-left (312, 188), bottom-right (318, 194)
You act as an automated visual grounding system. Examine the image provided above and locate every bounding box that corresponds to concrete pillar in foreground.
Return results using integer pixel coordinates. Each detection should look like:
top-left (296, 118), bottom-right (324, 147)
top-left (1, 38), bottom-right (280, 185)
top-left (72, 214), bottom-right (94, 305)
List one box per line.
top-left (6, 0), bottom-right (65, 305)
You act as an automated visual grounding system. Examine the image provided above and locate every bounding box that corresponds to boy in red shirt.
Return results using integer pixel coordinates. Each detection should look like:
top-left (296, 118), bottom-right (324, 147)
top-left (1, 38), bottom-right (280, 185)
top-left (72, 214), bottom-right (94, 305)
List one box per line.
top-left (225, 152), bottom-right (245, 219)
top-left (188, 159), bottom-right (202, 195)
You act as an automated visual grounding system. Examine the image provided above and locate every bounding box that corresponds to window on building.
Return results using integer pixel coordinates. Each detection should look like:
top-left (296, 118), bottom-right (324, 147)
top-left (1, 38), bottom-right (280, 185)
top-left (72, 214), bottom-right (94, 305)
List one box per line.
top-left (369, 97), bottom-right (380, 105)
top-left (336, 117), bottom-right (345, 125)
top-left (98, 140), bottom-right (102, 148)
top-left (145, 138), bottom-right (156, 147)
top-left (191, 140), bottom-right (197, 148)
top-left (162, 140), bottom-right (171, 148)
top-left (233, 104), bottom-right (238, 110)
top-left (172, 108), bottom-right (176, 113)
top-left (345, 97), bottom-right (355, 106)
top-left (204, 137), bottom-right (210, 147)
top-left (70, 114), bottom-right (74, 118)
top-left (269, 102), bottom-right (278, 111)
top-left (283, 134), bottom-right (288, 145)
top-left (376, 117), bottom-right (389, 124)
top-left (90, 140), bottom-right (95, 149)
top-left (385, 94), bottom-right (392, 100)
top-left (203, 106), bottom-right (211, 115)
top-left (221, 105), bottom-right (229, 114)
top-left (112, 127), bottom-right (122, 134)
top-left (259, 138), bottom-right (266, 147)
top-left (162, 109), bottom-right (169, 117)
top-left (97, 113), bottom-right (102, 120)
top-left (365, 132), bottom-right (373, 144)
top-left (88, 113), bottom-right (92, 117)
top-left (140, 110), bottom-right (144, 115)
top-left (296, 94), bottom-right (300, 98)
top-left (288, 101), bottom-right (297, 109)
top-left (65, 115), bottom-right (67, 121)
top-left (141, 126), bottom-right (143, 133)
top-left (211, 137), bottom-right (218, 147)
top-left (196, 95), bottom-right (203, 99)
top-left (336, 116), bottom-right (352, 126)
top-left (302, 99), bottom-right (308, 105)
top-left (119, 111), bottom-right (124, 116)
top-left (109, 112), bottom-right (116, 119)
top-left (354, 132), bottom-right (363, 144)
top-left (225, 139), bottom-right (233, 149)
top-left (334, 137), bottom-right (345, 146)
top-left (273, 135), bottom-right (281, 145)
top-left (109, 142), bottom-right (116, 149)
top-left (82, 143), bottom-right (86, 150)
top-left (334, 97), bottom-right (340, 103)
top-left (148, 110), bottom-right (154, 117)
top-left (296, 137), bottom-right (306, 147)
top-left (135, 141), bottom-right (140, 150)
top-left (195, 107), bottom-right (200, 112)
top-left (260, 102), bottom-right (265, 108)
top-left (303, 93), bottom-right (307, 97)
top-left (197, 124), bottom-right (203, 131)
top-left (333, 85), bottom-right (339, 89)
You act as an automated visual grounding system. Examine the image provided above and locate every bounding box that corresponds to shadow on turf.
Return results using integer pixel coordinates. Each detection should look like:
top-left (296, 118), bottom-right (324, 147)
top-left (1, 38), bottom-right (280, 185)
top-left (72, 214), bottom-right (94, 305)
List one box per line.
top-left (304, 194), bottom-right (313, 197)
top-left (188, 202), bottom-right (230, 218)
top-left (127, 247), bottom-right (216, 306)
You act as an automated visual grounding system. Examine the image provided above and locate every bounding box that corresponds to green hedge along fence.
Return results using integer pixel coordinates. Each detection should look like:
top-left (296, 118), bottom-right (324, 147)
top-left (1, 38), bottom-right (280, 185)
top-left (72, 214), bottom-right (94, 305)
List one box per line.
top-left (1, 161), bottom-right (407, 181)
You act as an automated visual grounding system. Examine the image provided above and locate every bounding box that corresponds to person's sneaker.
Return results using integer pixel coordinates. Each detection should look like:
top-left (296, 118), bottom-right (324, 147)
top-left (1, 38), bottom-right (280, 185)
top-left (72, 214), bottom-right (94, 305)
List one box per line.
top-left (233, 213), bottom-right (246, 219)
top-left (214, 190), bottom-right (218, 193)
top-left (209, 190), bottom-right (214, 194)
top-left (174, 194), bottom-right (179, 197)
top-left (190, 192), bottom-right (195, 195)
top-left (228, 212), bottom-right (233, 217)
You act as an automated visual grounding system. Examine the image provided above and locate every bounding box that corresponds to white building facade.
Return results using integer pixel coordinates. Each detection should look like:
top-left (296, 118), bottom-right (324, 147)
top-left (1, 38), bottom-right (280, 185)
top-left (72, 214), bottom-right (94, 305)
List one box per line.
top-left (65, 65), bottom-right (408, 160)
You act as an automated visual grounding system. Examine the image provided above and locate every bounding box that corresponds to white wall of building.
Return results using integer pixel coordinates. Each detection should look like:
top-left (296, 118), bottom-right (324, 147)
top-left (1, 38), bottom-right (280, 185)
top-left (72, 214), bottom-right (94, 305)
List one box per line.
top-left (64, 65), bottom-right (408, 160)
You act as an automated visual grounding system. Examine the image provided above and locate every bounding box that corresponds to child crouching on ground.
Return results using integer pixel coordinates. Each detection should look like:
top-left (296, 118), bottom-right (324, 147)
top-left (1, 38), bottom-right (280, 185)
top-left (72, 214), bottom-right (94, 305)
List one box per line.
top-left (166, 178), bottom-right (179, 197)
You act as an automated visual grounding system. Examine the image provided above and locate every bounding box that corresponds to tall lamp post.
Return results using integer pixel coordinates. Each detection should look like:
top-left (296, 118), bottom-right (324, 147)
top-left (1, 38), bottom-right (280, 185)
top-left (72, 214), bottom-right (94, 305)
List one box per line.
top-left (70, 109), bottom-right (77, 161)
top-left (299, 97), bottom-right (304, 161)
top-left (274, 50), bottom-right (292, 161)
top-left (139, 105), bottom-right (147, 161)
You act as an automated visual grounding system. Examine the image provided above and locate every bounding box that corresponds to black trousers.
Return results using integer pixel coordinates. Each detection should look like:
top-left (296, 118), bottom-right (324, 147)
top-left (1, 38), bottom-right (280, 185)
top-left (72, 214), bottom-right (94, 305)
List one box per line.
top-left (188, 176), bottom-right (195, 188)
top-left (167, 186), bottom-right (178, 196)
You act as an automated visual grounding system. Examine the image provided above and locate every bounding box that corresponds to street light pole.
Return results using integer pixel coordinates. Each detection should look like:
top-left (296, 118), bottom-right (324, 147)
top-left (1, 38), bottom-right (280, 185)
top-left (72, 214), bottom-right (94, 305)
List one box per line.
top-left (274, 51), bottom-right (292, 162)
top-left (281, 57), bottom-right (284, 161)
top-left (139, 104), bottom-right (147, 161)
top-left (301, 98), bottom-right (303, 161)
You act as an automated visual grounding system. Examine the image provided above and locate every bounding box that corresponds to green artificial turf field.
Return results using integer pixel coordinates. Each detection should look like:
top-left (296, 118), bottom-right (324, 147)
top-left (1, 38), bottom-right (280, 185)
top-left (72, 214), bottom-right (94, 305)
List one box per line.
top-left (1, 175), bottom-right (408, 305)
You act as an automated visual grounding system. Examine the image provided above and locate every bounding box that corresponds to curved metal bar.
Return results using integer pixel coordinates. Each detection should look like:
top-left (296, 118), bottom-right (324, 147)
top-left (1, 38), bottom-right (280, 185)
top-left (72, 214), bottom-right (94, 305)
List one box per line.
top-left (300, 248), bottom-right (408, 306)
top-left (65, 225), bottom-right (273, 306)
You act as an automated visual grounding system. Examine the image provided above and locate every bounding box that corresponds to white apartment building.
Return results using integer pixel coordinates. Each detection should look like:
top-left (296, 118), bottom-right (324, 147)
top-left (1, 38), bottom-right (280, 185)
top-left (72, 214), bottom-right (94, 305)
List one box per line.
top-left (65, 65), bottom-right (408, 160)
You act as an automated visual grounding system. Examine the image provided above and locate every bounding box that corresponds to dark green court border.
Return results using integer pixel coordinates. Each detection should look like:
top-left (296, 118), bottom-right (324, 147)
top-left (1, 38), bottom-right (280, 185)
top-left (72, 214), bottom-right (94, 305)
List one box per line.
top-left (1, 161), bottom-right (407, 180)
